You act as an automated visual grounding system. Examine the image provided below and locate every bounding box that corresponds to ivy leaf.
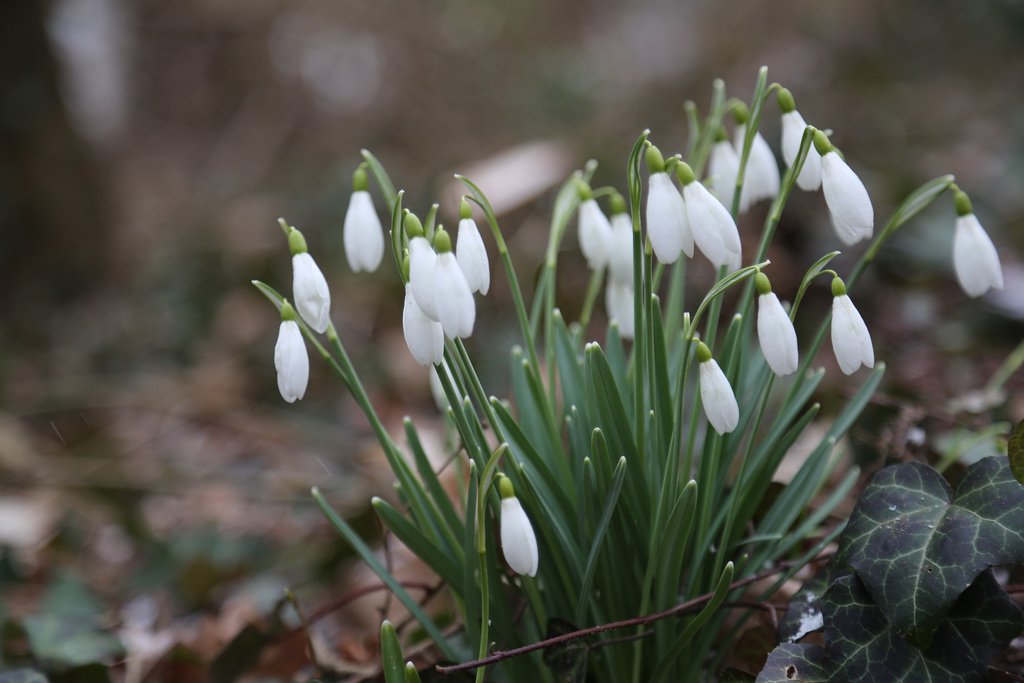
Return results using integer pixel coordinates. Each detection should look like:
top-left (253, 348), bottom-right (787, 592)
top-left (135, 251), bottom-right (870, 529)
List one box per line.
top-left (823, 571), bottom-right (1023, 682)
top-left (753, 643), bottom-right (827, 683)
top-left (1009, 420), bottom-right (1024, 487)
top-left (0, 671), bottom-right (50, 683)
top-left (542, 618), bottom-right (588, 683)
top-left (776, 558), bottom-right (848, 643)
top-left (836, 457), bottom-right (1024, 648)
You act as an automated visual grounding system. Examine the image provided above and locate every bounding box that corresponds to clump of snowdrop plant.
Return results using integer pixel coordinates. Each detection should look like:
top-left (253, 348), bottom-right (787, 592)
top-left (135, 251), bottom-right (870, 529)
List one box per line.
top-left (252, 69), bottom-right (1006, 682)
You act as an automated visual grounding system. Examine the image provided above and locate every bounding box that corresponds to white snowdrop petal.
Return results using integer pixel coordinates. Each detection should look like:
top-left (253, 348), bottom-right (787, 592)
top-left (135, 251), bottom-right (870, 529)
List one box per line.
top-left (757, 293), bottom-right (799, 376)
top-left (821, 152), bottom-right (873, 245)
top-left (434, 253), bottom-right (475, 339)
top-left (409, 237), bottom-right (439, 321)
top-left (403, 283), bottom-right (444, 366)
top-left (292, 252), bottom-right (331, 333)
top-left (700, 359), bottom-right (740, 434)
top-left (831, 295), bottom-right (874, 375)
top-left (605, 277), bottom-right (635, 340)
top-left (500, 497), bottom-right (539, 577)
top-left (781, 111), bottom-right (821, 191)
top-left (578, 198), bottom-right (613, 269)
top-left (342, 191), bottom-right (385, 273)
top-left (953, 214), bottom-right (1003, 298)
top-left (274, 320), bottom-right (308, 403)
top-left (646, 172), bottom-right (693, 263)
top-left (709, 140), bottom-right (740, 214)
top-left (608, 213), bottom-right (634, 285)
top-left (735, 126), bottom-right (780, 206)
top-left (457, 217), bottom-right (490, 295)
top-left (684, 182), bottom-right (742, 270)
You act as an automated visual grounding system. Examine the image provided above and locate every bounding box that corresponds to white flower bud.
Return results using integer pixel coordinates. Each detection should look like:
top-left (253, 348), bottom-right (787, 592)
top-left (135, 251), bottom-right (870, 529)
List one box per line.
top-left (434, 251), bottom-right (475, 339)
top-left (820, 150), bottom-right (873, 245)
top-left (831, 291), bottom-right (874, 375)
top-left (499, 483), bottom-right (538, 577)
top-left (781, 110), bottom-right (822, 191)
top-left (646, 172), bottom-right (693, 264)
top-left (698, 348), bottom-right (740, 435)
top-left (734, 125), bottom-right (780, 207)
top-left (274, 319), bottom-right (308, 403)
top-left (757, 292), bottom-right (799, 376)
top-left (403, 283), bottom-right (444, 366)
top-left (709, 139), bottom-right (741, 214)
top-left (343, 190), bottom-right (385, 273)
top-left (953, 213), bottom-right (1003, 298)
top-left (578, 198), bottom-right (613, 270)
top-left (681, 178), bottom-right (742, 271)
top-left (457, 217), bottom-right (490, 295)
top-left (608, 212), bottom-right (634, 285)
top-left (409, 236), bottom-right (439, 321)
top-left (605, 277), bottom-right (635, 340)
top-left (292, 252), bottom-right (331, 333)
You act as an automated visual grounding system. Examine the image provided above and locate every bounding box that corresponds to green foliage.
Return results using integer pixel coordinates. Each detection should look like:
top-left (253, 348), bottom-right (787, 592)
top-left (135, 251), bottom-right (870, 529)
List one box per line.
top-left (1009, 419), bottom-right (1024, 486)
top-left (761, 457), bottom-right (1024, 682)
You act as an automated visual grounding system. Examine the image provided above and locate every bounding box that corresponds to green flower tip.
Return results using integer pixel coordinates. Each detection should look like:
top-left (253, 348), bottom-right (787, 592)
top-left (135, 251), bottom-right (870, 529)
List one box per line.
top-left (401, 251), bottom-right (411, 281)
top-left (287, 228), bottom-right (308, 255)
top-left (675, 161), bottom-right (696, 186)
top-left (754, 271), bottom-right (771, 296)
top-left (498, 475), bottom-right (516, 500)
top-left (576, 178), bottom-right (594, 201)
top-left (812, 129), bottom-right (833, 156)
top-left (954, 190), bottom-right (973, 217)
top-left (459, 197), bottom-right (472, 220)
top-left (433, 227), bottom-right (452, 253)
top-left (404, 210), bottom-right (424, 238)
top-left (831, 276), bottom-right (847, 297)
top-left (609, 191), bottom-right (626, 215)
top-left (696, 340), bottom-right (713, 363)
top-left (645, 143), bottom-right (666, 174)
top-left (714, 125), bottom-right (728, 143)
top-left (733, 101), bottom-right (750, 125)
top-left (280, 301), bottom-right (298, 321)
top-left (778, 87), bottom-right (795, 114)
top-left (352, 166), bottom-right (368, 192)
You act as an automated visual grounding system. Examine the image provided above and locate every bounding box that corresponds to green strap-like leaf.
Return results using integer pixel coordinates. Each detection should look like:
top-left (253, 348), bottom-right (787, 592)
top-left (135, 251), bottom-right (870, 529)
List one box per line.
top-left (381, 621), bottom-right (405, 683)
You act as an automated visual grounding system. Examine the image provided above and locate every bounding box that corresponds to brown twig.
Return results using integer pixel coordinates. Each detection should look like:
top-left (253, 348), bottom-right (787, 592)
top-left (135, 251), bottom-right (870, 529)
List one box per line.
top-left (721, 601), bottom-right (782, 633)
top-left (436, 553), bottom-right (829, 674)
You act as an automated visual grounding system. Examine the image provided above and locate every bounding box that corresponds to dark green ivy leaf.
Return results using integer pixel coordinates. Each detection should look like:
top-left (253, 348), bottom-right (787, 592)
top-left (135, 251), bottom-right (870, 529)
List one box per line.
top-left (836, 457), bottom-right (1024, 648)
top-left (753, 643), bottom-right (827, 682)
top-left (776, 558), bottom-right (848, 644)
top-left (1008, 420), bottom-right (1024, 486)
top-left (823, 571), bottom-right (1023, 683)
top-left (719, 667), bottom-right (757, 682)
top-left (542, 618), bottom-right (588, 683)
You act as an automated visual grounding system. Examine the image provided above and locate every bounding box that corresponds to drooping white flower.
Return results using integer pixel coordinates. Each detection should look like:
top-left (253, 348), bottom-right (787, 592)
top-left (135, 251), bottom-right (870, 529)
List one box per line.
top-left (952, 191), bottom-right (1003, 298)
top-left (608, 195), bottom-right (634, 285)
top-left (645, 144), bottom-right (693, 264)
top-left (734, 124), bottom-right (780, 207)
top-left (778, 88), bottom-right (821, 192)
top-left (709, 137), bottom-right (741, 214)
top-left (817, 132), bottom-right (873, 245)
top-left (605, 277), bottom-right (635, 340)
top-left (403, 283), bottom-right (444, 366)
top-left (432, 228), bottom-right (475, 339)
top-left (499, 478), bottom-right (538, 577)
top-left (754, 273), bottom-right (798, 376)
top-left (677, 162), bottom-right (742, 270)
top-left (697, 341), bottom-right (739, 435)
top-left (456, 200), bottom-right (490, 295)
top-left (577, 192), bottom-right (613, 270)
top-left (830, 278), bottom-right (874, 375)
top-left (274, 305), bottom-right (308, 403)
top-left (342, 168), bottom-right (384, 272)
top-left (289, 229), bottom-right (331, 333)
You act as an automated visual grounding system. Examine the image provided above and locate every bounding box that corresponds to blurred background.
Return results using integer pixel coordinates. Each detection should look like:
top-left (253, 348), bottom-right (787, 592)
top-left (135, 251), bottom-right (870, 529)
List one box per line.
top-left (1, 0), bottom-right (1023, 679)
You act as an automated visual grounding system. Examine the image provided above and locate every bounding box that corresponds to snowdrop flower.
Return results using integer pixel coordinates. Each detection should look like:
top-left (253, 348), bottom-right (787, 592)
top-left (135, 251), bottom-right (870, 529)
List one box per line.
top-left (676, 162), bottom-right (742, 271)
top-left (498, 477), bottom-right (538, 577)
top-left (952, 190), bottom-right (1003, 298)
top-left (577, 180), bottom-right (613, 270)
top-left (778, 88), bottom-right (821, 192)
top-left (605, 277), bottom-right (634, 340)
top-left (432, 227), bottom-right (475, 339)
top-left (608, 192), bottom-right (634, 285)
top-left (274, 302), bottom-right (308, 403)
top-left (816, 131), bottom-right (873, 245)
top-left (342, 166), bottom-right (384, 273)
top-left (708, 132), bottom-right (741, 214)
top-left (406, 212), bottom-right (440, 321)
top-left (755, 273), bottom-right (798, 376)
top-left (733, 103), bottom-right (780, 208)
top-left (456, 198), bottom-right (490, 295)
top-left (697, 341), bottom-right (739, 435)
top-left (402, 258), bottom-right (443, 365)
top-left (830, 277), bottom-right (874, 375)
top-left (287, 226), bottom-right (331, 333)
top-left (645, 144), bottom-right (693, 264)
